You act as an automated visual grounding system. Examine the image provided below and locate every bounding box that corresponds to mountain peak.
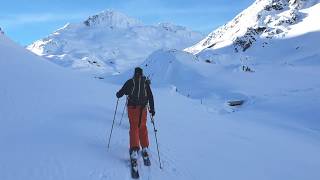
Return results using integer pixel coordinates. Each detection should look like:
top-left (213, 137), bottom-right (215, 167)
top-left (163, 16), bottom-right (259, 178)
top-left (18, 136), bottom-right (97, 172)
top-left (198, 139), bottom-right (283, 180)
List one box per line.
top-left (83, 10), bottom-right (142, 28)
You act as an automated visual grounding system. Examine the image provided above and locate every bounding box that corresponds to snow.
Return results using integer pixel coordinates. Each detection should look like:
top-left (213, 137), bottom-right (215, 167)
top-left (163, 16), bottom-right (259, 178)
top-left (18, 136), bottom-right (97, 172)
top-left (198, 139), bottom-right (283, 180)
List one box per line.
top-left (1, 0), bottom-right (320, 180)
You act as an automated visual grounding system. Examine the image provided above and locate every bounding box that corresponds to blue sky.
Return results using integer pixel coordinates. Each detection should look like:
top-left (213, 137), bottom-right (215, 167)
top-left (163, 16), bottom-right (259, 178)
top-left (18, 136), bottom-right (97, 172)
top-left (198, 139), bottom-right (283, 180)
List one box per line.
top-left (0, 0), bottom-right (254, 45)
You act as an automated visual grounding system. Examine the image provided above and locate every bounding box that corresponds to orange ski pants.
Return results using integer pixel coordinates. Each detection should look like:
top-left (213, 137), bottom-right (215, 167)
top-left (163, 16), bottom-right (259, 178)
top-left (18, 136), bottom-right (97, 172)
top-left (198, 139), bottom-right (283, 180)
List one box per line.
top-left (128, 106), bottom-right (149, 149)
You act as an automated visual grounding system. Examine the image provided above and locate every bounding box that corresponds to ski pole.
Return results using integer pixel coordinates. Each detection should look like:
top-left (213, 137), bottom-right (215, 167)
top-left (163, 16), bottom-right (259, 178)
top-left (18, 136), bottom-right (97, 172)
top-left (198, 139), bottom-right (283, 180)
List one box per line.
top-left (107, 98), bottom-right (119, 149)
top-left (119, 97), bottom-right (128, 126)
top-left (150, 115), bottom-right (163, 169)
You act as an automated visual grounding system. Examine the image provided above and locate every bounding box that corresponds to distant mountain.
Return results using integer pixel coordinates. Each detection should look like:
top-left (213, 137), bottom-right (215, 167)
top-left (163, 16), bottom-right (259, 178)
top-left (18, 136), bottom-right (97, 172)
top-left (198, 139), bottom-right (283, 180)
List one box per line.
top-left (185, 0), bottom-right (320, 54)
top-left (27, 10), bottom-right (203, 75)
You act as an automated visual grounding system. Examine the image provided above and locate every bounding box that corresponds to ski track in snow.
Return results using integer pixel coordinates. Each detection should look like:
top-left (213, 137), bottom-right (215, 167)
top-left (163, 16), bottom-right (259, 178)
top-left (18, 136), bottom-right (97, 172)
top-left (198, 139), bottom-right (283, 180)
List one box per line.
top-left (104, 111), bottom-right (195, 180)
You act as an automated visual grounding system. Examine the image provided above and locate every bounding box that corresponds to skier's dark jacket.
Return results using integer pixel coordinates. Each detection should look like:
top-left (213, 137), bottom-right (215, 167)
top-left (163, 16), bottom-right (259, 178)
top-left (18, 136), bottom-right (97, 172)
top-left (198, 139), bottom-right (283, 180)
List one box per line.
top-left (117, 75), bottom-right (155, 112)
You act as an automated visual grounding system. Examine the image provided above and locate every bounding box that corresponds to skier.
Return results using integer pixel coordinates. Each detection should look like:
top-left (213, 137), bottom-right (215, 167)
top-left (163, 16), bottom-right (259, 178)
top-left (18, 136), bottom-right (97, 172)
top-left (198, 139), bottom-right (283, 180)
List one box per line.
top-left (116, 67), bottom-right (155, 171)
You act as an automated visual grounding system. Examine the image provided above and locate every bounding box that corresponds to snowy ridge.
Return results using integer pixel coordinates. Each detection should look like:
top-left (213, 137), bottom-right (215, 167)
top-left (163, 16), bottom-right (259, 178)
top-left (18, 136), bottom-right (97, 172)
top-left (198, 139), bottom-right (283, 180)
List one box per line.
top-left (185, 0), bottom-right (320, 54)
top-left (83, 10), bottom-right (142, 28)
top-left (27, 10), bottom-right (203, 75)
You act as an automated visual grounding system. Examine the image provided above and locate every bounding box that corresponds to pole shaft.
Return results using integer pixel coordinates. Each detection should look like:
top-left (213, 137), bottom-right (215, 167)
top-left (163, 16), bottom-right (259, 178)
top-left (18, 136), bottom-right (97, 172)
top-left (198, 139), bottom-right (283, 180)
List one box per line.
top-left (119, 97), bottom-right (128, 126)
top-left (107, 98), bottom-right (119, 149)
top-left (151, 116), bottom-right (163, 169)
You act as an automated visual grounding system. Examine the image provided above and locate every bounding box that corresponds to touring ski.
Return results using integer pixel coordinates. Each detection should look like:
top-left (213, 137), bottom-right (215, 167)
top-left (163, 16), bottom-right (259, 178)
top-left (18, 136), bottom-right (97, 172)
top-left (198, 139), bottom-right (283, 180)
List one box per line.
top-left (141, 148), bottom-right (151, 166)
top-left (142, 155), bottom-right (151, 166)
top-left (130, 158), bottom-right (139, 179)
top-left (130, 150), bottom-right (139, 179)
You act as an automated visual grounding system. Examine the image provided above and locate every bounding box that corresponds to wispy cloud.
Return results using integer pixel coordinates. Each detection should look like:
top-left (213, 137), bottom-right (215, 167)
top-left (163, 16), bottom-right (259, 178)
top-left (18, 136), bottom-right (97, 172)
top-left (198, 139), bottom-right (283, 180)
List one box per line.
top-left (0, 3), bottom-right (239, 28)
top-left (0, 12), bottom-right (93, 28)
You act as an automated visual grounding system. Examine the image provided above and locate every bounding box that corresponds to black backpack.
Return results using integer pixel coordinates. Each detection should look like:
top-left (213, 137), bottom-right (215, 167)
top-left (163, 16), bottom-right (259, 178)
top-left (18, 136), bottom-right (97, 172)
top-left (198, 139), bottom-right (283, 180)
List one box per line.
top-left (128, 76), bottom-right (149, 106)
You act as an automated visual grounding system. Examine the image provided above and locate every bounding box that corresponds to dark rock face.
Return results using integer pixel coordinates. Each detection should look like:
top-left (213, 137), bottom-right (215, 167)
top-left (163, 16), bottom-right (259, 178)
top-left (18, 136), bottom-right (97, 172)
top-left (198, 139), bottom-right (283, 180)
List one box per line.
top-left (228, 100), bottom-right (245, 106)
top-left (232, 0), bottom-right (306, 52)
top-left (84, 14), bottom-right (106, 27)
top-left (264, 0), bottom-right (287, 11)
top-left (82, 10), bottom-right (141, 29)
top-left (233, 27), bottom-right (266, 52)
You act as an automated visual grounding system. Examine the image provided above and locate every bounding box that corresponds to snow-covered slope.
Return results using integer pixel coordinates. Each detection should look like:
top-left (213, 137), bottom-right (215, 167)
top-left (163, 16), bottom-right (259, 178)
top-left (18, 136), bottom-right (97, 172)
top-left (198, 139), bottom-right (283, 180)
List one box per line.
top-left (0, 31), bottom-right (182, 180)
top-left (27, 10), bottom-right (203, 75)
top-left (1, 18), bottom-right (320, 180)
top-left (0, 30), bottom-right (118, 179)
top-left (185, 0), bottom-right (320, 54)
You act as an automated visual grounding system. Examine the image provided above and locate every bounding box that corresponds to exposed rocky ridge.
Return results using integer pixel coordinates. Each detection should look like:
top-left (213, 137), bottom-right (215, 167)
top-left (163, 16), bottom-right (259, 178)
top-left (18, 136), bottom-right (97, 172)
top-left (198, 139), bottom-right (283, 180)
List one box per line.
top-left (185, 0), bottom-right (317, 54)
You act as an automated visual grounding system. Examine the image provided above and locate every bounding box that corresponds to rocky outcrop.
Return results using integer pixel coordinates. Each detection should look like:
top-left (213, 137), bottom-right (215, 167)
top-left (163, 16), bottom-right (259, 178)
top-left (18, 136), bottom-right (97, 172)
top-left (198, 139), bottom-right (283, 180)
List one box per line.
top-left (185, 0), bottom-right (314, 54)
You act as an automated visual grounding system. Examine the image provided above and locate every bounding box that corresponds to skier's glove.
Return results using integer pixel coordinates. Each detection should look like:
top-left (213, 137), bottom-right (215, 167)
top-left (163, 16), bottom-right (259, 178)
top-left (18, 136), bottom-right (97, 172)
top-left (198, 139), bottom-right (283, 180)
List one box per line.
top-left (116, 92), bottom-right (122, 98)
top-left (149, 109), bottom-right (155, 117)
